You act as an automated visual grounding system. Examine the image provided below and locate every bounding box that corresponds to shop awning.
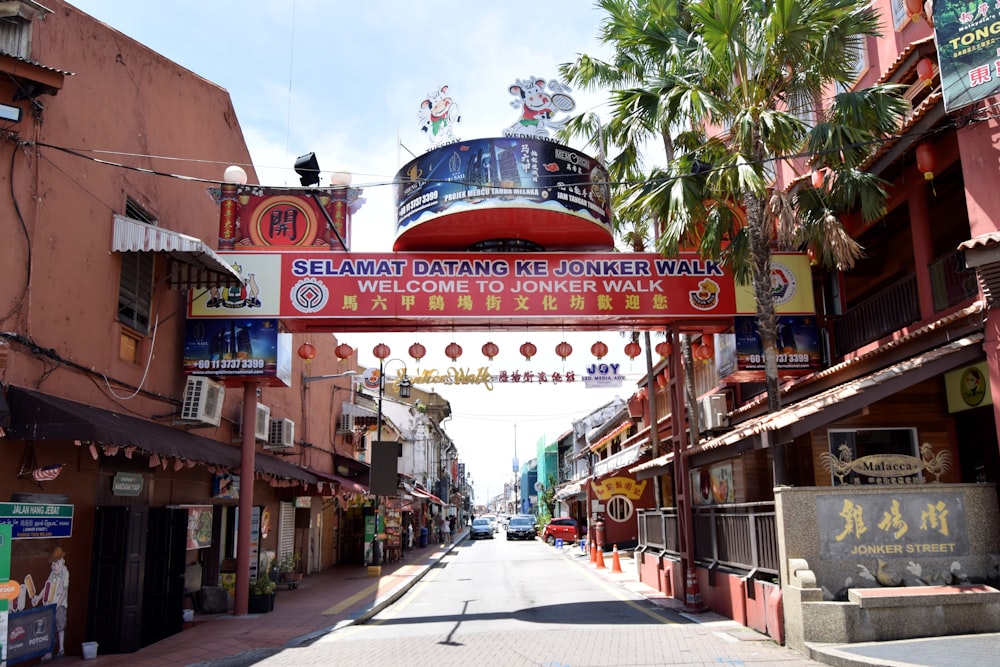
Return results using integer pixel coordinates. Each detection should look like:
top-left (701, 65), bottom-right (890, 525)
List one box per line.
top-left (589, 420), bottom-right (631, 451)
top-left (112, 215), bottom-right (242, 289)
top-left (4, 386), bottom-right (316, 484)
top-left (302, 467), bottom-right (368, 495)
top-left (341, 400), bottom-right (378, 426)
top-left (687, 334), bottom-right (983, 457)
top-left (631, 450), bottom-right (674, 480)
top-left (411, 487), bottom-right (446, 505)
top-left (631, 335), bottom-right (984, 477)
top-left (555, 480), bottom-right (588, 501)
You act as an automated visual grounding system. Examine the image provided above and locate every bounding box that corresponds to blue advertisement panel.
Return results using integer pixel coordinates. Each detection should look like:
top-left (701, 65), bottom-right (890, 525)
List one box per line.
top-left (183, 318), bottom-right (291, 386)
top-left (933, 0), bottom-right (1000, 112)
top-left (717, 316), bottom-right (823, 381)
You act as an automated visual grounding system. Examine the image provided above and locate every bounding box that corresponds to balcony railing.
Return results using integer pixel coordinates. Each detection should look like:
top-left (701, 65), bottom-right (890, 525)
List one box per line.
top-left (833, 275), bottom-right (919, 357)
top-left (637, 502), bottom-right (778, 576)
top-left (831, 248), bottom-right (977, 358)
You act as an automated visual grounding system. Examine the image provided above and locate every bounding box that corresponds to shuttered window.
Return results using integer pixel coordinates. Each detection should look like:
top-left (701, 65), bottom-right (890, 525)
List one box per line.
top-left (117, 199), bottom-right (156, 334)
top-left (278, 501), bottom-right (295, 562)
top-left (836, 34), bottom-right (870, 94)
top-left (890, 0), bottom-right (911, 31)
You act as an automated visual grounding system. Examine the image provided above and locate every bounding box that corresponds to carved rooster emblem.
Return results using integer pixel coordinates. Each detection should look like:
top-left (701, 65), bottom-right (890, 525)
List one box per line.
top-left (819, 444), bottom-right (854, 484)
top-left (920, 442), bottom-right (952, 482)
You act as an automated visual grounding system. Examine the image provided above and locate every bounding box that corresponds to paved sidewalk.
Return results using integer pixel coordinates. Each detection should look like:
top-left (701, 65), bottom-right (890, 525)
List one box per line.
top-left (553, 542), bottom-right (1000, 667)
top-left (79, 531), bottom-right (999, 667)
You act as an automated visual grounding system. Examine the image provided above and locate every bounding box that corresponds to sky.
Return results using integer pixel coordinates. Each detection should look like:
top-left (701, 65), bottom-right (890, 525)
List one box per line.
top-left (68, 0), bottom-right (658, 504)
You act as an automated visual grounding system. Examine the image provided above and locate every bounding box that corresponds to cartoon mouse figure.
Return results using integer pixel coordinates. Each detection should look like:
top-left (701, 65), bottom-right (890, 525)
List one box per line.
top-left (418, 85), bottom-right (461, 146)
top-left (504, 77), bottom-right (576, 138)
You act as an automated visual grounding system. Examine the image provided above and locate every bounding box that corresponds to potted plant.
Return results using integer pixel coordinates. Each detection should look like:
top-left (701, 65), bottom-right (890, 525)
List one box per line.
top-left (248, 576), bottom-right (276, 613)
top-left (278, 552), bottom-right (302, 584)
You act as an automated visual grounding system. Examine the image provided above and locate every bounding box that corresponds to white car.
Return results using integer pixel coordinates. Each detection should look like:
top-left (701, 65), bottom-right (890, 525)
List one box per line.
top-left (482, 514), bottom-right (499, 532)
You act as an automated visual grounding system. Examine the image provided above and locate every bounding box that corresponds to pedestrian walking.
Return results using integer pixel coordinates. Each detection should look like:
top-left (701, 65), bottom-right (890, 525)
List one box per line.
top-left (440, 515), bottom-right (451, 545)
top-left (407, 522), bottom-right (414, 550)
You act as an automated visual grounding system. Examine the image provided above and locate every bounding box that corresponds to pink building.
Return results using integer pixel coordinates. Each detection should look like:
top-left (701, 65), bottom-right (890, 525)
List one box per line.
top-left (0, 1), bottom-right (366, 658)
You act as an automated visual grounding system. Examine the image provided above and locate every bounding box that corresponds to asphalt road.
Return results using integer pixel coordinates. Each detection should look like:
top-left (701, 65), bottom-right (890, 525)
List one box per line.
top-left (253, 532), bottom-right (825, 667)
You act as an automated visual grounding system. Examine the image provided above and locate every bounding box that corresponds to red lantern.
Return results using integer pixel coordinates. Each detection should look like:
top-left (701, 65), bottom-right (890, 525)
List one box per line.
top-left (591, 341), bottom-right (608, 359)
top-left (905, 0), bottom-right (922, 20)
top-left (297, 342), bottom-right (316, 361)
top-left (624, 341), bottom-right (641, 360)
top-left (482, 341), bottom-right (499, 360)
top-left (691, 342), bottom-right (701, 359)
top-left (555, 341), bottom-right (573, 361)
top-left (656, 373), bottom-right (667, 389)
top-left (916, 57), bottom-right (935, 87)
top-left (916, 143), bottom-right (937, 181)
top-left (655, 341), bottom-right (673, 358)
top-left (334, 343), bottom-right (354, 360)
top-left (373, 343), bottom-right (391, 360)
top-left (520, 342), bottom-right (537, 361)
top-left (445, 342), bottom-right (463, 361)
top-left (408, 342), bottom-right (426, 362)
top-left (810, 168), bottom-right (826, 190)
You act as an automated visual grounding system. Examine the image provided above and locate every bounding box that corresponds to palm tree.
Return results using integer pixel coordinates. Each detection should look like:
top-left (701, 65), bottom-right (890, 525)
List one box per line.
top-left (565, 0), bottom-right (907, 413)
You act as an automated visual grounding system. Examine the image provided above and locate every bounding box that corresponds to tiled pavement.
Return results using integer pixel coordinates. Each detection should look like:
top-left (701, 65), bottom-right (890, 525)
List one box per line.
top-left (77, 530), bottom-right (999, 667)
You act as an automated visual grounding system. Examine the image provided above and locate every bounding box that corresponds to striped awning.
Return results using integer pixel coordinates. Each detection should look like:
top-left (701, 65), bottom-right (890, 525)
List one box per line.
top-left (112, 215), bottom-right (242, 289)
top-left (589, 420), bottom-right (631, 451)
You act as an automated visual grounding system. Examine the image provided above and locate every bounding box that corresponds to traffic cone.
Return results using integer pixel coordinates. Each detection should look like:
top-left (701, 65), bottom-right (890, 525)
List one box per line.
top-left (611, 545), bottom-right (622, 573)
top-left (683, 566), bottom-right (708, 613)
top-left (589, 541), bottom-right (596, 564)
top-left (596, 545), bottom-right (606, 569)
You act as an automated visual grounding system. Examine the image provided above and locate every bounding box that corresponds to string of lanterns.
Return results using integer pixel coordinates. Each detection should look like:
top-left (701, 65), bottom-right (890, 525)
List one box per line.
top-left (298, 336), bottom-right (718, 365)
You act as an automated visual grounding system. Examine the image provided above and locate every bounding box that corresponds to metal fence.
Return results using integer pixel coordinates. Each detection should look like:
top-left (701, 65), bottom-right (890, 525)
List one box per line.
top-left (638, 502), bottom-right (778, 576)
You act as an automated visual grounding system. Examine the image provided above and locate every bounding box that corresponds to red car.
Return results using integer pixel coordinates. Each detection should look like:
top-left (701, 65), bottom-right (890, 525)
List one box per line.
top-left (542, 517), bottom-right (579, 545)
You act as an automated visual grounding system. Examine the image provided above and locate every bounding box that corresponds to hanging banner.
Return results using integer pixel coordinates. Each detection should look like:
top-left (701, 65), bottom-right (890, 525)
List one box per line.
top-left (933, 0), bottom-right (1000, 112)
top-left (188, 252), bottom-right (814, 331)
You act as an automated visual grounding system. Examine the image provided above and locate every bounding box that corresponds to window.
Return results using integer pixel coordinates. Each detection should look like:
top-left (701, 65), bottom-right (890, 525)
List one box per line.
top-left (605, 495), bottom-right (634, 522)
top-left (836, 34), bottom-right (870, 93)
top-left (890, 0), bottom-right (912, 32)
top-left (117, 199), bottom-right (156, 334)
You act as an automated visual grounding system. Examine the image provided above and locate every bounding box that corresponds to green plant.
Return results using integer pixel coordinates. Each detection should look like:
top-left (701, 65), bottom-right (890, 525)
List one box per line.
top-left (250, 577), bottom-right (276, 596)
top-left (278, 552), bottom-right (300, 574)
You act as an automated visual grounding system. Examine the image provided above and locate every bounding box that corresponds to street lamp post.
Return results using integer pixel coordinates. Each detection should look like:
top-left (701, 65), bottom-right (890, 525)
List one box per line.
top-left (371, 356), bottom-right (411, 567)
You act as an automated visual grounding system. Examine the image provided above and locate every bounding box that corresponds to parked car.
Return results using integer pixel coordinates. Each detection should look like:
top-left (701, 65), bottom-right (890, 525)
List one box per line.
top-left (515, 513), bottom-right (538, 529)
top-left (470, 518), bottom-right (494, 540)
top-left (542, 517), bottom-right (579, 545)
top-left (506, 516), bottom-right (537, 541)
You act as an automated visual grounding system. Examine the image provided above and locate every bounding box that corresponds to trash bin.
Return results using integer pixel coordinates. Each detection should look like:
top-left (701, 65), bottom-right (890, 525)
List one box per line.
top-left (419, 527), bottom-right (428, 548)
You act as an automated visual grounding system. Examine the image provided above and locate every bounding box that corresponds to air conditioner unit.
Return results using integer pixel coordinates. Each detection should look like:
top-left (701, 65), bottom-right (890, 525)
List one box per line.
top-left (180, 377), bottom-right (225, 426)
top-left (337, 413), bottom-right (355, 434)
top-left (266, 418), bottom-right (295, 449)
top-left (698, 394), bottom-right (728, 433)
top-left (254, 403), bottom-right (271, 441)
